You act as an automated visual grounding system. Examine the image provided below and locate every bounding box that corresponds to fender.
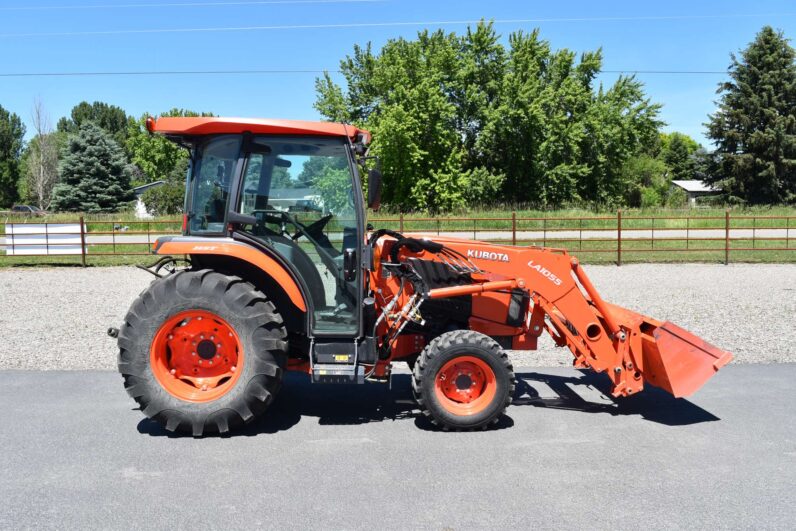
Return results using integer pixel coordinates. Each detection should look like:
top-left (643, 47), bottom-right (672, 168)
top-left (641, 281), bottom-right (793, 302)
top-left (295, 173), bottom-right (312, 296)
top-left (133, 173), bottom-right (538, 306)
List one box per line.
top-left (153, 236), bottom-right (307, 312)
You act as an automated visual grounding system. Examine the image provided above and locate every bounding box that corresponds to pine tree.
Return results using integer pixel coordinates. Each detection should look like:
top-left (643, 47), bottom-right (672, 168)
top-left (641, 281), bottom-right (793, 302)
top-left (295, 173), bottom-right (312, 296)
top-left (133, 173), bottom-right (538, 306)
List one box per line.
top-left (707, 26), bottom-right (796, 204)
top-left (0, 104), bottom-right (25, 207)
top-left (51, 122), bottom-right (135, 212)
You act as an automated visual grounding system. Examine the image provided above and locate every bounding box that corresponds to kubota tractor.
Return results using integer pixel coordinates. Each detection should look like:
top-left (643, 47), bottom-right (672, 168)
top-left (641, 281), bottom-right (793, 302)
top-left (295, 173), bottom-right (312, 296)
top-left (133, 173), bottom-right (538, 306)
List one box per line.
top-left (113, 116), bottom-right (732, 435)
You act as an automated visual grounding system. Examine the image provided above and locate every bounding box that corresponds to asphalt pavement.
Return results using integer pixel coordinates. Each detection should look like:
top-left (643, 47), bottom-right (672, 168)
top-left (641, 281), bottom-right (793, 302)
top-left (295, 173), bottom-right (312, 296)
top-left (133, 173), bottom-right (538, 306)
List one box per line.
top-left (1, 364), bottom-right (793, 530)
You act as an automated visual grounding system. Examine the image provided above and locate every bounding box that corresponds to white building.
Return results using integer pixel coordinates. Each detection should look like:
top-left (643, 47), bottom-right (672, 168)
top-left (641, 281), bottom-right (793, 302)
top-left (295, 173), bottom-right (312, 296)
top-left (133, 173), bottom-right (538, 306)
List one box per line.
top-left (670, 180), bottom-right (719, 207)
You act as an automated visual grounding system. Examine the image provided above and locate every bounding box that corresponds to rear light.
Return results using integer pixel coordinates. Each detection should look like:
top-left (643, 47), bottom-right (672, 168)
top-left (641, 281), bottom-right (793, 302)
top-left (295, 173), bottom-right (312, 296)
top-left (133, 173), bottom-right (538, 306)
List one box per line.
top-left (182, 214), bottom-right (188, 233)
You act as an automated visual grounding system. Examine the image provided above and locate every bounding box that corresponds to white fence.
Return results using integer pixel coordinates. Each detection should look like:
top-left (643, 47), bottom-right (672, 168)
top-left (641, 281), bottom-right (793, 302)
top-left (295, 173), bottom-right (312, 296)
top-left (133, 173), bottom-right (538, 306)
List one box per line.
top-left (3, 223), bottom-right (87, 256)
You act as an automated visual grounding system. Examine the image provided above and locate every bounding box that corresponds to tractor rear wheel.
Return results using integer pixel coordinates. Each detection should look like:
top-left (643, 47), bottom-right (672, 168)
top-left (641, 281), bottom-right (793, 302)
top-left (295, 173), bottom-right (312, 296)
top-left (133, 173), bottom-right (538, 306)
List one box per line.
top-left (412, 330), bottom-right (515, 430)
top-left (117, 269), bottom-right (287, 436)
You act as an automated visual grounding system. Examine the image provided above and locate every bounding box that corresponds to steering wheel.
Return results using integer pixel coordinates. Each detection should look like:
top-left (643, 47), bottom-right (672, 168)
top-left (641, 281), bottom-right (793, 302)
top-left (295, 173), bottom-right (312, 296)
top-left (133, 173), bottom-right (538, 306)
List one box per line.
top-left (291, 213), bottom-right (333, 241)
top-left (252, 209), bottom-right (329, 241)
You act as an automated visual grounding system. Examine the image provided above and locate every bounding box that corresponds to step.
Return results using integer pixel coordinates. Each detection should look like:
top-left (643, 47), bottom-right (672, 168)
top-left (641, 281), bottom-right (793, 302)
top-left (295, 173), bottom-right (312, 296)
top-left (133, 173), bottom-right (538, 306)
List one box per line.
top-left (311, 364), bottom-right (364, 384)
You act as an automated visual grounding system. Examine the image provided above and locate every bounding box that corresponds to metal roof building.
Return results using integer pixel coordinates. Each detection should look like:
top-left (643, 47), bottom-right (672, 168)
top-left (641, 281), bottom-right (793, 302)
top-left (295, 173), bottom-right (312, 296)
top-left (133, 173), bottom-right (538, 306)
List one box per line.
top-left (670, 180), bottom-right (719, 206)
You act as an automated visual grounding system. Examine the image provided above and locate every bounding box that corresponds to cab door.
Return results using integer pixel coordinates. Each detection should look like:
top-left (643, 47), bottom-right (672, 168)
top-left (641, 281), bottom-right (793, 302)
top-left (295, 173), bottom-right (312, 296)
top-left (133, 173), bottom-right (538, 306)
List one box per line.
top-left (233, 135), bottom-right (364, 337)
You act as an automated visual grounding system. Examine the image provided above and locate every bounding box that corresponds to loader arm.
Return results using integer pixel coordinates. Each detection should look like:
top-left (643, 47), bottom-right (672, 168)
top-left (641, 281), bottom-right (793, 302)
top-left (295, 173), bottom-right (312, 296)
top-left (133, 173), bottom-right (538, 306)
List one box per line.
top-left (377, 235), bottom-right (732, 398)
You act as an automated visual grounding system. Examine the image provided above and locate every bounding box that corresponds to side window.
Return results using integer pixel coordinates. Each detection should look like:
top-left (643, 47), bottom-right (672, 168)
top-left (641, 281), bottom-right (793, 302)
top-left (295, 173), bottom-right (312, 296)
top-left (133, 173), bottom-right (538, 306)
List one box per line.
top-left (188, 136), bottom-right (241, 234)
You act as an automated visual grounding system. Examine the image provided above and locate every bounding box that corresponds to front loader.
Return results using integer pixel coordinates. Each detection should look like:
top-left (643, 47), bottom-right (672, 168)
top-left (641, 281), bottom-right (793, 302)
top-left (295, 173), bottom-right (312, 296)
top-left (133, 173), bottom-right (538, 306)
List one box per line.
top-left (113, 116), bottom-right (732, 435)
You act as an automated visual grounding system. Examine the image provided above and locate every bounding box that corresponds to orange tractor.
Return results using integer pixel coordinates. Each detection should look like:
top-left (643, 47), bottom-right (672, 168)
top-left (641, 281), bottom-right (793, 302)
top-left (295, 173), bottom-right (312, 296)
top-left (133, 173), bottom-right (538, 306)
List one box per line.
top-left (113, 117), bottom-right (732, 435)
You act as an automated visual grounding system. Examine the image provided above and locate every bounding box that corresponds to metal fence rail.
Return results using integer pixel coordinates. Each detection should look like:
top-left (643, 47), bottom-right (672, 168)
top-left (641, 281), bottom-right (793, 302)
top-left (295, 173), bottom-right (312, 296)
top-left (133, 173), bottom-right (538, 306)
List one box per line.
top-left (2, 211), bottom-right (794, 265)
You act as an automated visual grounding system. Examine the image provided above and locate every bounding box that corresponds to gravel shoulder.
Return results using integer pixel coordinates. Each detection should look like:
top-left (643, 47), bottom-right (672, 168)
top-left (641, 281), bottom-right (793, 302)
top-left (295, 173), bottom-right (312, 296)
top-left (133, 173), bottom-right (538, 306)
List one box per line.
top-left (0, 263), bottom-right (794, 370)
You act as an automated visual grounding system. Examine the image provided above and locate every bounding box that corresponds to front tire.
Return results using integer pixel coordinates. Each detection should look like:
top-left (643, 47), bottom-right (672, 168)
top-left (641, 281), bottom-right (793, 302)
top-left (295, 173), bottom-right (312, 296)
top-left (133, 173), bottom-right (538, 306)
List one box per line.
top-left (117, 269), bottom-right (287, 436)
top-left (412, 330), bottom-right (515, 430)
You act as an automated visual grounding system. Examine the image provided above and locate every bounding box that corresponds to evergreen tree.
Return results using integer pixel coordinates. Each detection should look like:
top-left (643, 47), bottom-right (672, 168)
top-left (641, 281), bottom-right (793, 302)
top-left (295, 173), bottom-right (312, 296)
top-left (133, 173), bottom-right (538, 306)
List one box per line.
top-left (51, 122), bottom-right (135, 212)
top-left (57, 101), bottom-right (130, 148)
top-left (707, 26), bottom-right (796, 204)
top-left (0, 104), bottom-right (25, 207)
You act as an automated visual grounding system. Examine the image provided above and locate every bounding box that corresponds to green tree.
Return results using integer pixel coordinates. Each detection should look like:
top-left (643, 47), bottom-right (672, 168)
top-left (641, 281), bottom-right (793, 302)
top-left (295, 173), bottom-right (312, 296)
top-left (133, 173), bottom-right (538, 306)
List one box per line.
top-left (620, 154), bottom-right (668, 207)
top-left (314, 167), bottom-right (354, 214)
top-left (659, 132), bottom-right (700, 181)
top-left (140, 157), bottom-right (188, 216)
top-left (57, 101), bottom-right (130, 148)
top-left (315, 22), bottom-right (661, 211)
top-left (126, 109), bottom-right (213, 187)
top-left (51, 122), bottom-right (135, 212)
top-left (707, 26), bottom-right (796, 204)
top-left (0, 105), bottom-right (25, 207)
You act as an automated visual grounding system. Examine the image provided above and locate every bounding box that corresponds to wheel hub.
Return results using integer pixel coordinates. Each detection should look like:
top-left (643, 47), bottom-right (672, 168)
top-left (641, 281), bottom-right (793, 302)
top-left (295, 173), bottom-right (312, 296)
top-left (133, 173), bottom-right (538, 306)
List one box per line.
top-left (437, 359), bottom-right (488, 404)
top-left (197, 339), bottom-right (217, 360)
top-left (150, 310), bottom-right (243, 402)
top-left (455, 374), bottom-right (473, 390)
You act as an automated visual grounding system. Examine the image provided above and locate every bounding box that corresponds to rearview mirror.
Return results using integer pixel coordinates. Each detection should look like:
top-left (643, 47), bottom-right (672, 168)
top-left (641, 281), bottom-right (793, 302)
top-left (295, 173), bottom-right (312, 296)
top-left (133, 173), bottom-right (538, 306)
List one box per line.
top-left (367, 168), bottom-right (382, 211)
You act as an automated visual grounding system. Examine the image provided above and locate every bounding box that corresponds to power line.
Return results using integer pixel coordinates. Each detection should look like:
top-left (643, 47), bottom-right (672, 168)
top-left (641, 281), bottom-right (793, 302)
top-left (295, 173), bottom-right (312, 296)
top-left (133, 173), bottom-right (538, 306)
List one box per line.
top-left (0, 0), bottom-right (380, 11)
top-left (0, 69), bottom-right (336, 77)
top-left (1, 13), bottom-right (794, 38)
top-left (0, 68), bottom-right (729, 78)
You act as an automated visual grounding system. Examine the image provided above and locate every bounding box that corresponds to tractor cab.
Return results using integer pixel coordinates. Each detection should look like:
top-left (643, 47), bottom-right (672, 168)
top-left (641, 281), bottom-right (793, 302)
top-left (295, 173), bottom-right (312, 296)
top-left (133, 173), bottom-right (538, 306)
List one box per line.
top-left (149, 117), bottom-right (377, 342)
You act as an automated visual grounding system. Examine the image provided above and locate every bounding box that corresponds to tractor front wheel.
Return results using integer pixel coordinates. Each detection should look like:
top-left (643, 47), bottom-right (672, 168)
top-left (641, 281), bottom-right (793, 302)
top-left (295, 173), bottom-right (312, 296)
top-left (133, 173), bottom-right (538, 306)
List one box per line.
top-left (412, 330), bottom-right (515, 430)
top-left (117, 270), bottom-right (287, 436)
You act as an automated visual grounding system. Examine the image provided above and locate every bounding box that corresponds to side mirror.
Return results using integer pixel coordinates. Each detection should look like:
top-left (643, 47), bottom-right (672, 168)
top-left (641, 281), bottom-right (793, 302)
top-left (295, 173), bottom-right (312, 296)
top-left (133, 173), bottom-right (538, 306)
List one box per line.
top-left (367, 168), bottom-right (382, 211)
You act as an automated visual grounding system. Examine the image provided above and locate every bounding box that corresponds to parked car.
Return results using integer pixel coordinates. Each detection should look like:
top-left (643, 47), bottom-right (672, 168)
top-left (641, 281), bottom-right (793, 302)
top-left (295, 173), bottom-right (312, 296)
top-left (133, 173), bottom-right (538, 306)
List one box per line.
top-left (9, 205), bottom-right (47, 216)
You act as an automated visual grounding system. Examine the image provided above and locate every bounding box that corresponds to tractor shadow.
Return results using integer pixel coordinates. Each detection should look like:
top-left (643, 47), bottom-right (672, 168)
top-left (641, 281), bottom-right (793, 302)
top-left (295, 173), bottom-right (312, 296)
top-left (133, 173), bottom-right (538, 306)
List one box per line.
top-left (137, 369), bottom-right (718, 437)
top-left (513, 370), bottom-right (720, 426)
top-left (138, 372), bottom-right (426, 437)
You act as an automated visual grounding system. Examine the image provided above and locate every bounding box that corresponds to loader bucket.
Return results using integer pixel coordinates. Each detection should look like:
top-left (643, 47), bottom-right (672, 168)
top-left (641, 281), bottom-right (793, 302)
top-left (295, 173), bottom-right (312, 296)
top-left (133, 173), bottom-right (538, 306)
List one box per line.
top-left (637, 321), bottom-right (733, 398)
top-left (603, 303), bottom-right (733, 398)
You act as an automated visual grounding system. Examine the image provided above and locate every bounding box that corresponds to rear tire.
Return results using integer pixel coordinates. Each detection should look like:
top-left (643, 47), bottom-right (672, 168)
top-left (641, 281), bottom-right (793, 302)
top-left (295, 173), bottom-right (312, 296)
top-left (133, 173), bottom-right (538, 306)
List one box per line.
top-left (117, 269), bottom-right (287, 436)
top-left (412, 330), bottom-right (515, 430)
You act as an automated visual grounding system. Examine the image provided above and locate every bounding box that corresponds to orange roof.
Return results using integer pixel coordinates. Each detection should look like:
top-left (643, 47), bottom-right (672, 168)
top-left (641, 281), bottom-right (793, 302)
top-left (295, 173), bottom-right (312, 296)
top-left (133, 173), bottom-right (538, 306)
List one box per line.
top-left (149, 116), bottom-right (370, 142)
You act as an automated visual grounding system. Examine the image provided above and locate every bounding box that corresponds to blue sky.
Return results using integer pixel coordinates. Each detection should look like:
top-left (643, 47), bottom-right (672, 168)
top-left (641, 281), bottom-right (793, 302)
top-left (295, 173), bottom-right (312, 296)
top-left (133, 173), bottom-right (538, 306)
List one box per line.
top-left (1, 0), bottom-right (795, 146)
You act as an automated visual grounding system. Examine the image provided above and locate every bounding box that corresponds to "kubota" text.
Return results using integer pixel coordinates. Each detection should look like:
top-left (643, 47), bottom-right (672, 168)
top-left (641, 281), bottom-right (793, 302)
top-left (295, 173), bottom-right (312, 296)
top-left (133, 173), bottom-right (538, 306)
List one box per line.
top-left (467, 249), bottom-right (510, 262)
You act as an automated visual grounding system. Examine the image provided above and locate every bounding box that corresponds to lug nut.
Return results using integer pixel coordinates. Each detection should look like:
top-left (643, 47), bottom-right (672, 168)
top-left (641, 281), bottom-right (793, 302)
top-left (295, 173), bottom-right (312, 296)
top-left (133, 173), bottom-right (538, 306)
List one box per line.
top-left (191, 352), bottom-right (196, 356)
top-left (170, 369), bottom-right (176, 375)
top-left (231, 366), bottom-right (236, 372)
top-left (197, 317), bottom-right (202, 321)
top-left (201, 384), bottom-right (208, 391)
top-left (168, 334), bottom-right (173, 340)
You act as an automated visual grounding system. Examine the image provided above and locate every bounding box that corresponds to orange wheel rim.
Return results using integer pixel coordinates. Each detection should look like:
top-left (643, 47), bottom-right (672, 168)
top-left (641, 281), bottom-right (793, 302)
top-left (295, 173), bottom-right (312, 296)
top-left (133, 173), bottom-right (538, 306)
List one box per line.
top-left (433, 356), bottom-right (497, 416)
top-left (150, 310), bottom-right (243, 403)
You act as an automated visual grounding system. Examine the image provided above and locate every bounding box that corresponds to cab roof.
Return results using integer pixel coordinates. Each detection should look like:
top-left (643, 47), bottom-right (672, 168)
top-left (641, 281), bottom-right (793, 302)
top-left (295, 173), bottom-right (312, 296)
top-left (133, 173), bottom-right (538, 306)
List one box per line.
top-left (149, 116), bottom-right (371, 143)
